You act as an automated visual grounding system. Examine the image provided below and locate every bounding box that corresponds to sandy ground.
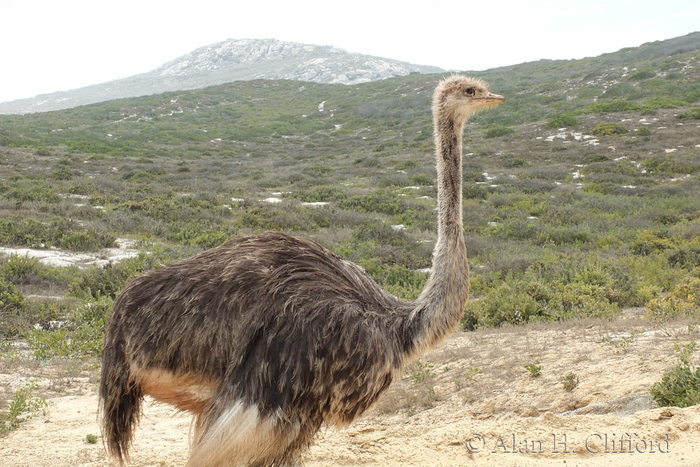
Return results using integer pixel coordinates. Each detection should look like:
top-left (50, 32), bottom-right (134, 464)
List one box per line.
top-left (1, 313), bottom-right (699, 467)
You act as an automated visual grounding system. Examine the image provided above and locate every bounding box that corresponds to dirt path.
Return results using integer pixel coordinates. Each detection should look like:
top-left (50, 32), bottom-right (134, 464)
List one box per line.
top-left (2, 315), bottom-right (699, 467)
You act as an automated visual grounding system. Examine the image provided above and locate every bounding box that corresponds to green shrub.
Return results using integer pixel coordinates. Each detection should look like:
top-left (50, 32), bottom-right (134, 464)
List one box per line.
top-left (237, 205), bottom-right (323, 232)
top-left (0, 218), bottom-right (114, 251)
top-left (628, 70), bottom-right (656, 81)
top-left (600, 83), bottom-right (639, 100)
top-left (631, 230), bottom-right (674, 256)
top-left (668, 244), bottom-right (700, 269)
top-left (60, 229), bottom-right (116, 251)
top-left (166, 223), bottom-right (238, 249)
top-left (588, 154), bottom-right (610, 163)
top-left (288, 186), bottom-right (347, 202)
top-left (408, 359), bottom-right (435, 383)
top-left (546, 115), bottom-right (579, 129)
top-left (484, 127), bottom-right (515, 139)
top-left (0, 277), bottom-right (28, 338)
top-left (0, 180), bottom-right (61, 203)
top-left (410, 173), bottom-right (434, 186)
top-left (304, 165), bottom-right (332, 176)
top-left (643, 97), bottom-right (687, 110)
top-left (584, 101), bottom-right (641, 114)
top-left (651, 366), bottom-right (700, 407)
top-left (651, 341), bottom-right (700, 408)
top-left (395, 160), bottom-right (418, 171)
top-left (463, 184), bottom-right (490, 200)
top-left (464, 279), bottom-right (544, 328)
top-left (502, 157), bottom-right (526, 169)
top-left (562, 372), bottom-right (580, 392)
top-left (122, 171), bottom-right (154, 183)
top-left (463, 256), bottom-right (626, 329)
top-left (582, 160), bottom-right (638, 176)
top-left (338, 190), bottom-right (404, 216)
top-left (1, 254), bottom-right (40, 280)
top-left (645, 278), bottom-right (700, 322)
top-left (366, 264), bottom-right (428, 300)
top-left (26, 295), bottom-right (114, 359)
top-left (677, 108), bottom-right (700, 120)
top-left (555, 282), bottom-right (620, 319)
top-left (524, 363), bottom-right (542, 377)
top-left (592, 123), bottom-right (628, 136)
top-left (52, 167), bottom-right (74, 180)
top-left (69, 254), bottom-right (150, 300)
top-left (642, 157), bottom-right (695, 174)
top-left (1, 382), bottom-right (49, 432)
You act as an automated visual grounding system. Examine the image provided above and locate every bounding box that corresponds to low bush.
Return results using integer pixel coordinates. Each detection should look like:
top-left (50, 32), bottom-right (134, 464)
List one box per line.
top-left (336, 219), bottom-right (429, 270)
top-left (562, 372), bottom-right (580, 392)
top-left (676, 108), bottom-right (700, 120)
top-left (287, 186), bottom-right (347, 202)
top-left (0, 218), bottom-right (115, 251)
top-left (26, 295), bottom-right (114, 359)
top-left (484, 127), bottom-right (515, 139)
top-left (645, 277), bottom-right (700, 322)
top-left (165, 223), bottom-right (239, 249)
top-left (546, 114), bottom-right (579, 129)
top-left (0, 277), bottom-right (28, 338)
top-left (463, 256), bottom-right (625, 329)
top-left (411, 173), bottom-right (434, 186)
top-left (584, 101), bottom-right (641, 114)
top-left (338, 190), bottom-right (404, 216)
top-left (0, 180), bottom-right (61, 204)
top-left (363, 263), bottom-right (428, 300)
top-left (1, 254), bottom-right (41, 280)
top-left (524, 363), bottom-right (542, 377)
top-left (651, 366), bottom-right (700, 407)
top-left (642, 157), bottom-right (696, 175)
top-left (52, 167), bottom-right (74, 180)
top-left (592, 123), bottom-right (628, 136)
top-left (68, 254), bottom-right (151, 300)
top-left (631, 230), bottom-right (675, 256)
top-left (667, 244), bottom-right (700, 269)
top-left (628, 70), bottom-right (656, 81)
top-left (650, 341), bottom-right (700, 408)
top-left (1, 382), bottom-right (49, 432)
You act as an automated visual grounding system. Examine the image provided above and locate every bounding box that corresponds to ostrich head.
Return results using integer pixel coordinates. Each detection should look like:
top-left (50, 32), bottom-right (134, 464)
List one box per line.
top-left (433, 75), bottom-right (505, 125)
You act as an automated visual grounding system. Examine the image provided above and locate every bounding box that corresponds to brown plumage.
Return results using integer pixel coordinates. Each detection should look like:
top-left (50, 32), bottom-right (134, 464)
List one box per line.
top-left (99, 75), bottom-right (505, 467)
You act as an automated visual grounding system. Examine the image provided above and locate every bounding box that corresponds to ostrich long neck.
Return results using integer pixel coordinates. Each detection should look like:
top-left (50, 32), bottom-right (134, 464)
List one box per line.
top-left (403, 110), bottom-right (471, 357)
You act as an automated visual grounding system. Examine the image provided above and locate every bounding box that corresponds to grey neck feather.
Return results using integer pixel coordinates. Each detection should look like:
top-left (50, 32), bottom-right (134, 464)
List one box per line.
top-left (403, 109), bottom-right (471, 357)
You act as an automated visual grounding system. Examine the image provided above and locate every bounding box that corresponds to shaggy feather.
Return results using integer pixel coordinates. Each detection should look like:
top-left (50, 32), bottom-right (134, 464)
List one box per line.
top-left (99, 75), bottom-right (504, 466)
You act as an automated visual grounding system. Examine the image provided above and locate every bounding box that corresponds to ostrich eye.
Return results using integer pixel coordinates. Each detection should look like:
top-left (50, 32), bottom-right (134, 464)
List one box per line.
top-left (465, 88), bottom-right (475, 96)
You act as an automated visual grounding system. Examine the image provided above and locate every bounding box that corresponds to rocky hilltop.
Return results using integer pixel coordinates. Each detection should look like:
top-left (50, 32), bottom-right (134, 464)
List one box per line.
top-left (0, 38), bottom-right (444, 114)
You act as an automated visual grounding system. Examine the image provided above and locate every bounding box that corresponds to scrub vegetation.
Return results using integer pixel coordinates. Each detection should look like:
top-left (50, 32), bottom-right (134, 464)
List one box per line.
top-left (0, 33), bottom-right (699, 374)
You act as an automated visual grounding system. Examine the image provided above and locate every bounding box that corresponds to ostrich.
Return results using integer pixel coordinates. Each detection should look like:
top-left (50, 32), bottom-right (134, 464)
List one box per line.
top-left (100, 75), bottom-right (505, 466)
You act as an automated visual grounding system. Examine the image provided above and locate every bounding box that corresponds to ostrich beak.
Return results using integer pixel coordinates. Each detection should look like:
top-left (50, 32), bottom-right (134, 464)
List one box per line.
top-left (472, 92), bottom-right (505, 112)
top-left (484, 92), bottom-right (506, 104)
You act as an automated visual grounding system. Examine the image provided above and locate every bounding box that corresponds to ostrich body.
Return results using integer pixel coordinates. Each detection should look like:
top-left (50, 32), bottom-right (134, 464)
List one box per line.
top-left (100, 75), bottom-right (505, 466)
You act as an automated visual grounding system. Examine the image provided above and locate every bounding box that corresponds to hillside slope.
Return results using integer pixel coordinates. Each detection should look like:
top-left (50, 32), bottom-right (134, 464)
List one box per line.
top-left (0, 38), bottom-right (443, 114)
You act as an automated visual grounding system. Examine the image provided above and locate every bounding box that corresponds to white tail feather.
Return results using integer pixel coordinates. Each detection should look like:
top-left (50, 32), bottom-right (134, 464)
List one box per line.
top-left (187, 402), bottom-right (293, 467)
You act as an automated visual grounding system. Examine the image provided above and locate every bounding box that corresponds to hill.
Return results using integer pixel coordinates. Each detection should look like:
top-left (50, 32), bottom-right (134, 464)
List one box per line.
top-left (0, 38), bottom-right (443, 114)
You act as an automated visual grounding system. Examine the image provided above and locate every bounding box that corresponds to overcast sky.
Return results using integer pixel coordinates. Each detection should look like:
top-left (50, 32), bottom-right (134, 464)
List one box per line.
top-left (1, 0), bottom-right (699, 103)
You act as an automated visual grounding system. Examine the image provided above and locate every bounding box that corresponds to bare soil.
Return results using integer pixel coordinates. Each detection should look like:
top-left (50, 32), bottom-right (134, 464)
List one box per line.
top-left (1, 313), bottom-right (699, 467)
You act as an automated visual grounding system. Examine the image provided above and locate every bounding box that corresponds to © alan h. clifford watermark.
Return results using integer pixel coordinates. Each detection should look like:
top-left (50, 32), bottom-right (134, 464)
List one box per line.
top-left (466, 433), bottom-right (671, 455)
